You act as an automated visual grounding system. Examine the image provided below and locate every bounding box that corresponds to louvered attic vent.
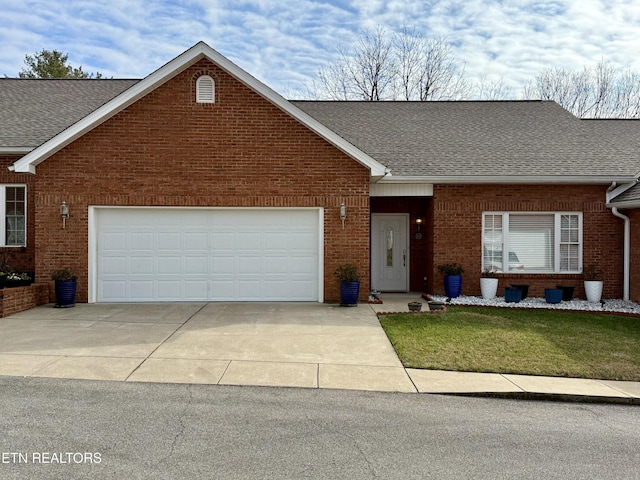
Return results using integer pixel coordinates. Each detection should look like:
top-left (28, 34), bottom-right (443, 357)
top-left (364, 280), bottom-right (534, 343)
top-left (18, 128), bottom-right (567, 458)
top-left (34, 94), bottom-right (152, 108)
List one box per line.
top-left (196, 75), bottom-right (215, 103)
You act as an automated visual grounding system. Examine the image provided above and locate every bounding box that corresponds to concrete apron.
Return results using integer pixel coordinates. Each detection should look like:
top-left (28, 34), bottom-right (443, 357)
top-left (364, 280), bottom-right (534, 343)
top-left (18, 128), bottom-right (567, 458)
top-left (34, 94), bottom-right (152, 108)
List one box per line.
top-left (0, 302), bottom-right (417, 393)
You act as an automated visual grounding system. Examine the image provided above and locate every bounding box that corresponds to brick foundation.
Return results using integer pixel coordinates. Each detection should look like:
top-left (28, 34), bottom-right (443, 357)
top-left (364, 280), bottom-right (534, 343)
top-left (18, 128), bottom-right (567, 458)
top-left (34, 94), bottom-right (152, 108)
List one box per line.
top-left (0, 284), bottom-right (50, 317)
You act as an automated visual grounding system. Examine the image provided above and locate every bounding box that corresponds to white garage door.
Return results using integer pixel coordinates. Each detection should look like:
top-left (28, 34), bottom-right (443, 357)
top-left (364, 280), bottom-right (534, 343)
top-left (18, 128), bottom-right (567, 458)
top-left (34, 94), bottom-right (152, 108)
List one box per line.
top-left (92, 208), bottom-right (322, 302)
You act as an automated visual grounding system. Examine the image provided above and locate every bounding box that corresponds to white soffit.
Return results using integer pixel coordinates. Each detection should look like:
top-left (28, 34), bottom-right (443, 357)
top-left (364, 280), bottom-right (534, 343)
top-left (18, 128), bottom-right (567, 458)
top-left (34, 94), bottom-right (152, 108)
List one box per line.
top-left (12, 42), bottom-right (387, 177)
top-left (370, 183), bottom-right (433, 197)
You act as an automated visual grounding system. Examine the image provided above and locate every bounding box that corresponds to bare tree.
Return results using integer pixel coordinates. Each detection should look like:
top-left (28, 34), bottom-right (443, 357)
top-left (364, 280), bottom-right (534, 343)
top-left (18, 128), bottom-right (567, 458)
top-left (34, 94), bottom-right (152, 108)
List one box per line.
top-left (522, 60), bottom-right (640, 118)
top-left (313, 26), bottom-right (469, 101)
top-left (473, 75), bottom-right (512, 100)
top-left (316, 26), bottom-right (395, 101)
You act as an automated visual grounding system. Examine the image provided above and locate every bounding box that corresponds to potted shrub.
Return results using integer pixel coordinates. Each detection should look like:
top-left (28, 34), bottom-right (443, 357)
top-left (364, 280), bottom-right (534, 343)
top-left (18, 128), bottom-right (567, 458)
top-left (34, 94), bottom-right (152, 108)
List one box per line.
top-left (583, 265), bottom-right (603, 303)
top-left (480, 269), bottom-right (499, 300)
top-left (334, 263), bottom-right (360, 307)
top-left (51, 268), bottom-right (77, 308)
top-left (437, 263), bottom-right (464, 298)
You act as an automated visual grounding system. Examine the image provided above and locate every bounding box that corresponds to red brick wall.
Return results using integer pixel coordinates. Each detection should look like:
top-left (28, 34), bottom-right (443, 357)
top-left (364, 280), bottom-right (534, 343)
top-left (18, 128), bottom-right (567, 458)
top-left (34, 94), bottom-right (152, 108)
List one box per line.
top-left (32, 59), bottom-right (371, 303)
top-left (0, 284), bottom-right (49, 317)
top-left (629, 209), bottom-right (640, 303)
top-left (371, 197), bottom-right (431, 292)
top-left (431, 184), bottom-right (624, 299)
top-left (0, 156), bottom-right (36, 273)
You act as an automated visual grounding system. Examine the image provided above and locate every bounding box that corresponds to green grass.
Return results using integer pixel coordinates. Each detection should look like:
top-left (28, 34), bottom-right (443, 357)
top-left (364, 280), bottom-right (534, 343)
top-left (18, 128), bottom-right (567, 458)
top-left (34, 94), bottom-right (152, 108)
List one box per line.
top-left (379, 306), bottom-right (640, 381)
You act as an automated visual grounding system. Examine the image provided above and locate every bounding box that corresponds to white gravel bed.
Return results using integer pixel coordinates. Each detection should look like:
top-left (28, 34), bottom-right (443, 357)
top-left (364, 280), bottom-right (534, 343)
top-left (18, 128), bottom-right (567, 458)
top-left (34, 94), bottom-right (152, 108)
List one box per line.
top-left (428, 295), bottom-right (640, 315)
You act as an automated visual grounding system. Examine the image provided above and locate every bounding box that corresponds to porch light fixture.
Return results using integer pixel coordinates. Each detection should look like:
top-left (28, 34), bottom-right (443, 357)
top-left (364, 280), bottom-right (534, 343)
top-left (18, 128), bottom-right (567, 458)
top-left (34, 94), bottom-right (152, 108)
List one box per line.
top-left (339, 203), bottom-right (347, 229)
top-left (416, 217), bottom-right (423, 231)
top-left (60, 201), bottom-right (69, 229)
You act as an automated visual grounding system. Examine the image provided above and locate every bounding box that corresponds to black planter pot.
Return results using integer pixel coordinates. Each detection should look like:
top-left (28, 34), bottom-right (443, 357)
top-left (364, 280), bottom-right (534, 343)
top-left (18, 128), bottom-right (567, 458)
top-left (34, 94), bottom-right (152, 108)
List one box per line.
top-left (556, 285), bottom-right (575, 301)
top-left (55, 280), bottom-right (77, 308)
top-left (339, 281), bottom-right (360, 306)
top-left (510, 284), bottom-right (529, 300)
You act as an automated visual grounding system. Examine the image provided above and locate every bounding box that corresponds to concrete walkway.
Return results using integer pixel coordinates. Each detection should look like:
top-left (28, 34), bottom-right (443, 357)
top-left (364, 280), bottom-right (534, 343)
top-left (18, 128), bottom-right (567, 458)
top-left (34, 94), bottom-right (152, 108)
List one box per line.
top-left (0, 296), bottom-right (638, 404)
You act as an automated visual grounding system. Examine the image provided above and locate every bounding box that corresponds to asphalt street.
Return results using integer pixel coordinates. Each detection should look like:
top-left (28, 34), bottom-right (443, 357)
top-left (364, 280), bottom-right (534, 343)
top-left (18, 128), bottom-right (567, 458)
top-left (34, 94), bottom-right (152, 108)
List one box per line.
top-left (0, 376), bottom-right (638, 479)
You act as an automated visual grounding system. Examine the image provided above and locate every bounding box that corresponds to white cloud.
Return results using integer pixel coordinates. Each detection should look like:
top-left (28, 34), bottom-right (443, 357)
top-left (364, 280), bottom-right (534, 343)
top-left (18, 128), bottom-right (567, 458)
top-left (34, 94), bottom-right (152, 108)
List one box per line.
top-left (1, 0), bottom-right (639, 98)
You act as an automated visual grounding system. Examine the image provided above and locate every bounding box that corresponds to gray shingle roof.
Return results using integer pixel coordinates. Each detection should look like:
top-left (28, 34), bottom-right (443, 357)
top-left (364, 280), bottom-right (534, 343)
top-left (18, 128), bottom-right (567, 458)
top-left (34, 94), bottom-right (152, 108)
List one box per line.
top-left (292, 100), bottom-right (640, 179)
top-left (0, 78), bottom-right (139, 148)
top-left (1, 78), bottom-right (638, 183)
top-left (610, 182), bottom-right (640, 205)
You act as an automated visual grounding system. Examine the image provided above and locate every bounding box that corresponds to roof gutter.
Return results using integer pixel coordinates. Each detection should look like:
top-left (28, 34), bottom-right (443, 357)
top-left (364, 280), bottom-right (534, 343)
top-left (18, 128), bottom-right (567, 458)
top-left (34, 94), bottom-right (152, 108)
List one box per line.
top-left (606, 182), bottom-right (632, 301)
top-left (377, 175), bottom-right (637, 185)
top-left (0, 147), bottom-right (33, 155)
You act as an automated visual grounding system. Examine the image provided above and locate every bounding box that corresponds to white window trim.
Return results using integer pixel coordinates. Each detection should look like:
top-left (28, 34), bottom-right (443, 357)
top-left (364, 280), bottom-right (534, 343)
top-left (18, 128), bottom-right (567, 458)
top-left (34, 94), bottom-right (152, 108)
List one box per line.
top-left (482, 211), bottom-right (582, 274)
top-left (196, 75), bottom-right (215, 103)
top-left (0, 184), bottom-right (27, 247)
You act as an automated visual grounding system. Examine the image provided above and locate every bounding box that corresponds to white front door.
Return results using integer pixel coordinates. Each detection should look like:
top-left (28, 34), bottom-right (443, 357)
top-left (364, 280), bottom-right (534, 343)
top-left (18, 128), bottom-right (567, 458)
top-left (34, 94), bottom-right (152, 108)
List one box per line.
top-left (371, 214), bottom-right (408, 292)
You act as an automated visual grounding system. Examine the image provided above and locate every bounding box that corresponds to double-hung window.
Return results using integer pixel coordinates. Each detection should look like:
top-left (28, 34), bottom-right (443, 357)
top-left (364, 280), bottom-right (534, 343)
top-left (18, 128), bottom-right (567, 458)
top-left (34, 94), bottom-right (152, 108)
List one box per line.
top-left (482, 212), bottom-right (581, 273)
top-left (1, 185), bottom-right (26, 247)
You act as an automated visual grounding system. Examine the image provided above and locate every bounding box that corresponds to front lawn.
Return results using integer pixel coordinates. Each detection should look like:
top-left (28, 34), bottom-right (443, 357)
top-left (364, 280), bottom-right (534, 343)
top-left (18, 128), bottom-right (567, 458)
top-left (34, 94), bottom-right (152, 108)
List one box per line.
top-left (379, 306), bottom-right (640, 381)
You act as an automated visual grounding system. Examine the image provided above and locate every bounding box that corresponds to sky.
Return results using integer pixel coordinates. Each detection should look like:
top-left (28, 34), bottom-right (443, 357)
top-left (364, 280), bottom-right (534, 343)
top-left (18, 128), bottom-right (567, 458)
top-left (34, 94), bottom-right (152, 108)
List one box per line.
top-left (2, 0), bottom-right (640, 98)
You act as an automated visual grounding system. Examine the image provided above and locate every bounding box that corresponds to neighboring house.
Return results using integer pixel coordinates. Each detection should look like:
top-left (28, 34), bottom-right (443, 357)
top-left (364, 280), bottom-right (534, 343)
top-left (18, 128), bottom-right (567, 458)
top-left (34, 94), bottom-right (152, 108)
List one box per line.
top-left (0, 41), bottom-right (638, 306)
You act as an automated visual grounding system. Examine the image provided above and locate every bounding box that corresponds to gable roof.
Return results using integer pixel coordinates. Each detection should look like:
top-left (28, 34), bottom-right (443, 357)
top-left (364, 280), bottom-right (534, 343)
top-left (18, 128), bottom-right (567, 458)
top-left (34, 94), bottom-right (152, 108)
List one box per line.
top-left (0, 78), bottom-right (139, 153)
top-left (292, 100), bottom-right (640, 184)
top-left (9, 42), bottom-right (387, 177)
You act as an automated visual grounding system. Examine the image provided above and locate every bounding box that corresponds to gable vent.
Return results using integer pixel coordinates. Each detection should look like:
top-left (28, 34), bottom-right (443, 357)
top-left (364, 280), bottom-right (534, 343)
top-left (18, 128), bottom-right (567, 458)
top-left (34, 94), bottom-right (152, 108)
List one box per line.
top-left (196, 75), bottom-right (215, 103)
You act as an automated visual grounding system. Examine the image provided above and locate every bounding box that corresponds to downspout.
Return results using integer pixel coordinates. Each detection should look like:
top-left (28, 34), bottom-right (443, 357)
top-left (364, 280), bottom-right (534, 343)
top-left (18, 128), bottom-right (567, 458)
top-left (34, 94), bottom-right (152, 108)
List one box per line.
top-left (607, 182), bottom-right (630, 301)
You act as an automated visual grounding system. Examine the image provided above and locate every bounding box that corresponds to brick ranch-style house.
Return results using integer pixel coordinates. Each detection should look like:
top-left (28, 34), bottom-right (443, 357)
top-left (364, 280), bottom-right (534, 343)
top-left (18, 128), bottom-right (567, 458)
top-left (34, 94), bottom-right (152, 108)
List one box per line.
top-left (0, 41), bottom-right (638, 311)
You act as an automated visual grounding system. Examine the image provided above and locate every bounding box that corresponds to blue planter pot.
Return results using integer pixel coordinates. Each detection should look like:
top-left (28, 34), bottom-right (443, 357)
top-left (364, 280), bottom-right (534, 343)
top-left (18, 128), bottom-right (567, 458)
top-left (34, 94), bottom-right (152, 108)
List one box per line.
top-left (511, 284), bottom-right (529, 300)
top-left (339, 281), bottom-right (360, 306)
top-left (504, 287), bottom-right (522, 303)
top-left (55, 280), bottom-right (77, 308)
top-left (444, 275), bottom-right (462, 298)
top-left (545, 288), bottom-right (563, 304)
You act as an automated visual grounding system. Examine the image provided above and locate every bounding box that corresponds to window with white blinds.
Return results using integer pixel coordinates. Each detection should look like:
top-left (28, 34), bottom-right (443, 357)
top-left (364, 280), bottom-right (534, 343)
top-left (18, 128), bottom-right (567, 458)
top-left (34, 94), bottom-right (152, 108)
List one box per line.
top-left (482, 212), bottom-right (582, 273)
top-left (1, 185), bottom-right (26, 247)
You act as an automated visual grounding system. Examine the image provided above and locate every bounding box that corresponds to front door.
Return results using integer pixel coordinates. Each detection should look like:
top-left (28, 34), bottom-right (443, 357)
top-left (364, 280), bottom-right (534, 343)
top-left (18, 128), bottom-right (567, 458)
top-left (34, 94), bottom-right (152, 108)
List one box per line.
top-left (371, 214), bottom-right (408, 292)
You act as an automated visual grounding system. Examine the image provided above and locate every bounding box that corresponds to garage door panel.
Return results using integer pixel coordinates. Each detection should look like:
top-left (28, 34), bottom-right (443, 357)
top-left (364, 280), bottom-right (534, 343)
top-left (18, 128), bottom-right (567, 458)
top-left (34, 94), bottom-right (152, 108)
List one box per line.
top-left (130, 233), bottom-right (153, 250)
top-left (130, 281), bottom-right (154, 299)
top-left (184, 281), bottom-right (208, 299)
top-left (157, 257), bottom-right (181, 274)
top-left (290, 257), bottom-right (317, 273)
top-left (185, 257), bottom-right (208, 274)
top-left (211, 257), bottom-right (234, 274)
top-left (129, 257), bottom-right (153, 274)
top-left (102, 257), bottom-right (127, 275)
top-left (154, 281), bottom-right (178, 298)
top-left (96, 208), bottom-right (320, 302)
top-left (184, 233), bottom-right (208, 250)
top-left (212, 232), bottom-right (235, 250)
top-left (263, 257), bottom-right (288, 273)
top-left (158, 233), bottom-right (181, 251)
top-left (238, 234), bottom-right (261, 250)
top-left (102, 281), bottom-right (126, 300)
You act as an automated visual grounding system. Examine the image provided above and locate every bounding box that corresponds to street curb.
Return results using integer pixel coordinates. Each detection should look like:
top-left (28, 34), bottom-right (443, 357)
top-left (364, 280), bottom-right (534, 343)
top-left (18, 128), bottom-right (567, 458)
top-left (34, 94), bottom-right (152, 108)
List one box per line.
top-left (427, 391), bottom-right (640, 405)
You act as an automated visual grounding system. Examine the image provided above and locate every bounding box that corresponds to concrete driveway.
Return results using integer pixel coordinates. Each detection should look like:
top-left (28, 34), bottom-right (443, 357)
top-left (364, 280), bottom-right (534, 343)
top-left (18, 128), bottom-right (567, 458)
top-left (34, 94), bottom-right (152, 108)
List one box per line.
top-left (0, 302), bottom-right (417, 392)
